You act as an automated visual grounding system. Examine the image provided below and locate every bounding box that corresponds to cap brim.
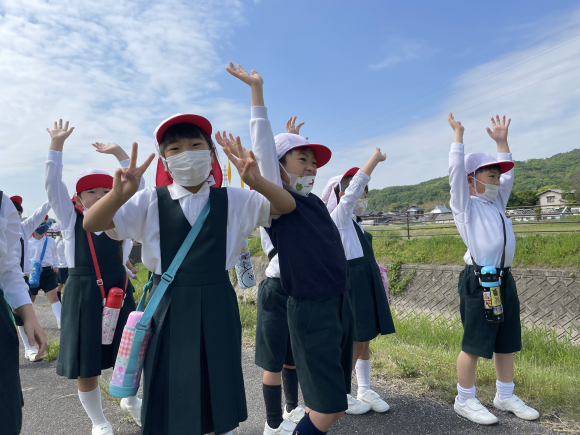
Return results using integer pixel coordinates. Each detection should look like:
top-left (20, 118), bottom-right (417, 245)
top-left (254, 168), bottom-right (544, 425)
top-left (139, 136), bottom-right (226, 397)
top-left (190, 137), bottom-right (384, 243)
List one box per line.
top-left (479, 161), bottom-right (514, 174)
top-left (342, 167), bottom-right (359, 180)
top-left (155, 114), bottom-right (212, 144)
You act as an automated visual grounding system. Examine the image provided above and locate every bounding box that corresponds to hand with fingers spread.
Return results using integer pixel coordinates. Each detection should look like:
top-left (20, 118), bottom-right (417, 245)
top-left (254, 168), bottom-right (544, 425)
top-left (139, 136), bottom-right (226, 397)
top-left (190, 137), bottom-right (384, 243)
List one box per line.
top-left (286, 116), bottom-right (308, 139)
top-left (47, 119), bottom-right (75, 151)
top-left (221, 137), bottom-right (264, 188)
top-left (448, 112), bottom-right (465, 144)
top-left (92, 142), bottom-right (130, 162)
top-left (226, 62), bottom-right (265, 106)
top-left (112, 143), bottom-right (156, 202)
top-left (486, 115), bottom-right (511, 153)
top-left (215, 131), bottom-right (240, 158)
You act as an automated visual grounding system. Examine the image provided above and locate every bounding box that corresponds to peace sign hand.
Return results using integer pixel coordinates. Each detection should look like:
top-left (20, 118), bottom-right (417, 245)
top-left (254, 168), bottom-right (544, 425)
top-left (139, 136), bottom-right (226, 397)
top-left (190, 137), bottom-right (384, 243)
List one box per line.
top-left (112, 143), bottom-right (155, 202)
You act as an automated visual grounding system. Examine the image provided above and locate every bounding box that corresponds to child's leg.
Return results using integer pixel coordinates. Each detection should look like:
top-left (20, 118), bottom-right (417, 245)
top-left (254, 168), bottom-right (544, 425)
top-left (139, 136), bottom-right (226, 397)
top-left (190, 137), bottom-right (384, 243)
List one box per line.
top-left (263, 370), bottom-right (284, 429)
top-left (305, 410), bottom-right (345, 433)
top-left (494, 352), bottom-right (515, 400)
top-left (46, 288), bottom-right (62, 324)
top-left (77, 377), bottom-right (108, 428)
top-left (30, 294), bottom-right (37, 303)
top-left (355, 342), bottom-right (371, 396)
top-left (56, 283), bottom-right (63, 301)
top-left (282, 364), bottom-right (299, 413)
top-left (352, 341), bottom-right (366, 370)
top-left (456, 351), bottom-right (478, 403)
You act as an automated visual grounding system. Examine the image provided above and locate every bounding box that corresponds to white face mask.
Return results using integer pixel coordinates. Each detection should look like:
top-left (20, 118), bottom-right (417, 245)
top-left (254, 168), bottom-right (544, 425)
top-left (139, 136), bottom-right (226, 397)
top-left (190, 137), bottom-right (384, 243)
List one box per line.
top-left (353, 198), bottom-right (368, 216)
top-left (472, 177), bottom-right (500, 202)
top-left (279, 163), bottom-right (315, 196)
top-left (164, 150), bottom-right (212, 187)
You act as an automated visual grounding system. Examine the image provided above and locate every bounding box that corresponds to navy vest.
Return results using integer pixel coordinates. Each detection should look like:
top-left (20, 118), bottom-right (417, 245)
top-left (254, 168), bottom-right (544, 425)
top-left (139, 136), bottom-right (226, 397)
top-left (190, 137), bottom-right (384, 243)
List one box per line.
top-left (266, 191), bottom-right (350, 300)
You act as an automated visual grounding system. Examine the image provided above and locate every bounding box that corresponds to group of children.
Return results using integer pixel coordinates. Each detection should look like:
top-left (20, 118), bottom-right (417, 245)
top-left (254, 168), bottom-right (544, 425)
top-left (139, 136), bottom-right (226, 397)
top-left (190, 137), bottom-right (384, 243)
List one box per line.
top-left (0, 63), bottom-right (540, 435)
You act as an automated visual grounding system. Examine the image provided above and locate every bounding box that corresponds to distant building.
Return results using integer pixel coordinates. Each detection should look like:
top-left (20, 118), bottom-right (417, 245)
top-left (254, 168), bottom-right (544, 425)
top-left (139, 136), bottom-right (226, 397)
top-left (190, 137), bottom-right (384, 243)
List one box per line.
top-left (538, 188), bottom-right (575, 207)
top-left (429, 205), bottom-right (451, 214)
top-left (433, 213), bottom-right (453, 224)
top-left (406, 205), bottom-right (424, 216)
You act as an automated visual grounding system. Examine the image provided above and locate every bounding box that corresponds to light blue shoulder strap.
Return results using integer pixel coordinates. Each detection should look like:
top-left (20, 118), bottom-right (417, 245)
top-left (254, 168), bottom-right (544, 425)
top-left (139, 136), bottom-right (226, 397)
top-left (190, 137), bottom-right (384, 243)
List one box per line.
top-left (39, 237), bottom-right (48, 262)
top-left (136, 201), bottom-right (210, 329)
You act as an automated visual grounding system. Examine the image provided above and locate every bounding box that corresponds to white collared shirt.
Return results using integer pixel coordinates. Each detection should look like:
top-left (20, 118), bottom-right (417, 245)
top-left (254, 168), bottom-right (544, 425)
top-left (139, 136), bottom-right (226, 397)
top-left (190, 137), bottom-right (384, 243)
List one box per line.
top-left (449, 142), bottom-right (516, 268)
top-left (55, 236), bottom-right (68, 268)
top-left (107, 180), bottom-right (271, 275)
top-left (331, 170), bottom-right (371, 260)
top-left (0, 194), bottom-right (32, 309)
top-left (45, 150), bottom-right (143, 268)
top-left (28, 235), bottom-right (57, 268)
top-left (12, 202), bottom-right (51, 275)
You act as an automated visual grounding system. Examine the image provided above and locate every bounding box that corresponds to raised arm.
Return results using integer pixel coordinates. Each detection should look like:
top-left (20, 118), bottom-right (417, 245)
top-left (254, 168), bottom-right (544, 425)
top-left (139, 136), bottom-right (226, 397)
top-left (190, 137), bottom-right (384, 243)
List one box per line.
top-left (487, 115), bottom-right (513, 210)
top-left (93, 142), bottom-right (145, 191)
top-left (448, 113), bottom-right (471, 220)
top-left (21, 201), bottom-right (51, 236)
top-left (45, 120), bottom-right (77, 231)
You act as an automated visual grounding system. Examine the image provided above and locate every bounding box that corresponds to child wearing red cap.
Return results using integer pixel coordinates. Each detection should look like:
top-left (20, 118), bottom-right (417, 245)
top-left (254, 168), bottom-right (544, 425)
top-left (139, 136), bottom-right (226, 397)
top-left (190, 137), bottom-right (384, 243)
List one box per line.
top-left (82, 109), bottom-right (296, 435)
top-left (228, 63), bottom-right (353, 435)
top-left (10, 195), bottom-right (53, 361)
top-left (45, 121), bottom-right (143, 434)
top-left (327, 147), bottom-right (395, 416)
top-left (0, 191), bottom-right (48, 435)
top-left (448, 113), bottom-right (539, 425)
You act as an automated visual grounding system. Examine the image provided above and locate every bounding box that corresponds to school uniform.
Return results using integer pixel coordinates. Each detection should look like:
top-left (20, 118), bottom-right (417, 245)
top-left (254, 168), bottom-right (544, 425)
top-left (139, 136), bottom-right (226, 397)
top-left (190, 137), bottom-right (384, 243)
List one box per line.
top-left (55, 235), bottom-right (68, 284)
top-left (0, 193), bottom-right (33, 435)
top-left (331, 170), bottom-right (395, 342)
top-left (45, 151), bottom-right (137, 379)
top-left (449, 143), bottom-right (521, 359)
top-left (27, 235), bottom-right (58, 295)
top-left (12, 201), bottom-right (51, 278)
top-left (251, 106), bottom-right (354, 414)
top-left (108, 178), bottom-right (271, 435)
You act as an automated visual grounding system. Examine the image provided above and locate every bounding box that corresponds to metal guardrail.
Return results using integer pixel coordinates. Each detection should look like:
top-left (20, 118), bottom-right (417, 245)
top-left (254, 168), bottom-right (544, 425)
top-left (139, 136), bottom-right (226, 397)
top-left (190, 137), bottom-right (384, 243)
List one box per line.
top-left (364, 203), bottom-right (580, 240)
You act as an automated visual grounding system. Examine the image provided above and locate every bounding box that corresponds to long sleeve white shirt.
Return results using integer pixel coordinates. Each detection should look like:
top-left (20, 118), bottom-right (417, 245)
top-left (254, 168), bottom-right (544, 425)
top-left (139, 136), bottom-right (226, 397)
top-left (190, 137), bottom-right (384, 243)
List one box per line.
top-left (28, 235), bottom-right (57, 267)
top-left (45, 151), bottom-right (144, 268)
top-left (55, 236), bottom-right (68, 268)
top-left (13, 201), bottom-right (51, 275)
top-left (250, 106), bottom-right (284, 279)
top-left (449, 142), bottom-right (516, 268)
top-left (331, 170), bottom-right (371, 260)
top-left (107, 179), bottom-right (271, 275)
top-left (0, 194), bottom-right (32, 309)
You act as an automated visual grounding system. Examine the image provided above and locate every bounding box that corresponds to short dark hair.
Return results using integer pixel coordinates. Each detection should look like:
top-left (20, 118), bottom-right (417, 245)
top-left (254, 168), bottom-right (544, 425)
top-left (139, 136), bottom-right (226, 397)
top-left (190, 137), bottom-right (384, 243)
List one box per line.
top-left (334, 175), bottom-right (368, 203)
top-left (468, 164), bottom-right (501, 178)
top-left (159, 123), bottom-right (218, 164)
top-left (278, 146), bottom-right (313, 165)
top-left (12, 200), bottom-right (23, 214)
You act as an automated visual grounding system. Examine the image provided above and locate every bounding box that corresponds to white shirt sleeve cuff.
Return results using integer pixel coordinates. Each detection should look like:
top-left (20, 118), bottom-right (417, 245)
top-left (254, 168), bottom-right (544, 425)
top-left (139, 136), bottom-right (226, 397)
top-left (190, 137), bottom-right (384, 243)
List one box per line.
top-left (112, 215), bottom-right (129, 241)
top-left (354, 170), bottom-right (371, 184)
top-left (450, 142), bottom-right (464, 153)
top-left (6, 292), bottom-right (32, 311)
top-left (47, 150), bottom-right (63, 164)
top-left (120, 159), bottom-right (130, 168)
top-left (256, 197), bottom-right (273, 229)
top-left (498, 153), bottom-right (512, 162)
top-left (251, 106), bottom-right (268, 120)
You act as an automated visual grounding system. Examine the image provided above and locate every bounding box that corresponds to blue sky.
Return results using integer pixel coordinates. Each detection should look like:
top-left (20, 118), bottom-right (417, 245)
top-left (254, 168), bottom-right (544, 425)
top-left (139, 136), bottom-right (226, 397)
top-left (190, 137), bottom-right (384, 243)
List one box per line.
top-left (1, 0), bottom-right (580, 215)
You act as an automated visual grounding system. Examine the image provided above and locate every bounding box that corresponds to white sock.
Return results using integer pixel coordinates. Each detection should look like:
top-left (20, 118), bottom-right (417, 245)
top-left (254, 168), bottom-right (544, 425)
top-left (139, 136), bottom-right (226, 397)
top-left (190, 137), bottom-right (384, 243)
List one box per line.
top-left (78, 386), bottom-right (107, 428)
top-left (496, 380), bottom-right (515, 401)
top-left (457, 384), bottom-right (476, 404)
top-left (18, 326), bottom-right (36, 352)
top-left (356, 359), bottom-right (371, 396)
top-left (125, 394), bottom-right (139, 406)
top-left (51, 301), bottom-right (62, 324)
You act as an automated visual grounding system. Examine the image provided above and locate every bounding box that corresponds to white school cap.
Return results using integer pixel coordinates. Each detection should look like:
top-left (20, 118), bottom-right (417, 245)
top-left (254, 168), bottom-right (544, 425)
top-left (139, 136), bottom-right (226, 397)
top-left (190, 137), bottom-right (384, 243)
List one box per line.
top-left (52, 223), bottom-right (60, 232)
top-left (75, 169), bottom-right (113, 195)
top-left (274, 133), bottom-right (332, 168)
top-left (322, 175), bottom-right (343, 213)
top-left (464, 153), bottom-right (514, 175)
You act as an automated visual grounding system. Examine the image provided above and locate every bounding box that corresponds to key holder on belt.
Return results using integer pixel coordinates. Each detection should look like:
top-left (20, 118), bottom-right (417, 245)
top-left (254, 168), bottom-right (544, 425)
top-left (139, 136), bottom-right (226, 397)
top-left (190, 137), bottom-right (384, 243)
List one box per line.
top-left (86, 232), bottom-right (128, 306)
top-left (470, 212), bottom-right (508, 286)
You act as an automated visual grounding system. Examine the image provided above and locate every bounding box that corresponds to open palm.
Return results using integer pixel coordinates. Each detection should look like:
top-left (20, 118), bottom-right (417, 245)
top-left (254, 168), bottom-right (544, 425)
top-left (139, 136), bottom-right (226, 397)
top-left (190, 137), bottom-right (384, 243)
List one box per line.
top-left (46, 119), bottom-right (74, 142)
top-left (226, 62), bottom-right (263, 87)
top-left (486, 115), bottom-right (511, 142)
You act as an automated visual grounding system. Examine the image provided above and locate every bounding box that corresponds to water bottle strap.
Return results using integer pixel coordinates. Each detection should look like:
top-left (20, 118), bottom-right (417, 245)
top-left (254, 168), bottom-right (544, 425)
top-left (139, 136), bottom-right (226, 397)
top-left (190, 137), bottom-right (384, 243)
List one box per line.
top-left (85, 231), bottom-right (106, 305)
top-left (470, 211), bottom-right (507, 278)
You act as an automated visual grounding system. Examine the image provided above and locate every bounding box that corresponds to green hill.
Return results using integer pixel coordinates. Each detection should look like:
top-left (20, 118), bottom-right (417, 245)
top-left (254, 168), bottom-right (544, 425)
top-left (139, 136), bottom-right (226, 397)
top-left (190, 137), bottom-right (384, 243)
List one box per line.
top-left (367, 148), bottom-right (580, 211)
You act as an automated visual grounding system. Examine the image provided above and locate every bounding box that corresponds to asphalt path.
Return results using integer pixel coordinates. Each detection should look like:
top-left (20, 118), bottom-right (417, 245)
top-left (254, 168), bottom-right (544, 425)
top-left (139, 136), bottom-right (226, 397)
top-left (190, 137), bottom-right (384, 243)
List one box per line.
top-left (19, 294), bottom-right (557, 435)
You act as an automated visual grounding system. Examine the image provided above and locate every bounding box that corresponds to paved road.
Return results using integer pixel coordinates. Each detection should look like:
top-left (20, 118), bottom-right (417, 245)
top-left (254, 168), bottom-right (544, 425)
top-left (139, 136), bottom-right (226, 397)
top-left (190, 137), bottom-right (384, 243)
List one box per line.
top-left (19, 295), bottom-right (557, 434)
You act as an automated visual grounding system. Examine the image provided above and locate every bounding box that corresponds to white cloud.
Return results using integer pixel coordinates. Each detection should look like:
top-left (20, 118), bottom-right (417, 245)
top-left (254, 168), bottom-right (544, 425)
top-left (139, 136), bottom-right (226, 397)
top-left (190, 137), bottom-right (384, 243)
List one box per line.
top-left (0, 0), bottom-right (248, 214)
top-left (369, 38), bottom-right (432, 71)
top-left (320, 11), bottom-right (580, 202)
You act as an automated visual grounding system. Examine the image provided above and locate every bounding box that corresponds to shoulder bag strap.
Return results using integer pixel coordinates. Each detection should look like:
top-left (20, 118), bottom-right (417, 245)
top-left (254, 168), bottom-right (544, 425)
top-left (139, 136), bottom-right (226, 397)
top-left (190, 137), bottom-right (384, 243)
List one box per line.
top-left (85, 232), bottom-right (106, 305)
top-left (136, 201), bottom-right (210, 329)
top-left (20, 238), bottom-right (25, 271)
top-left (39, 237), bottom-right (48, 263)
top-left (498, 212), bottom-right (507, 284)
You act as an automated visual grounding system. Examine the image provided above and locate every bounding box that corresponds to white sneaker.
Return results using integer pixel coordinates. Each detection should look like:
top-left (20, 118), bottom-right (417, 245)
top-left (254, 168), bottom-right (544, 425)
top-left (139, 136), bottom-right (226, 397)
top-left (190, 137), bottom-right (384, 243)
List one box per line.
top-left (454, 397), bottom-right (498, 425)
top-left (358, 389), bottom-right (390, 412)
top-left (263, 419), bottom-right (296, 435)
top-left (25, 348), bottom-right (39, 362)
top-left (92, 421), bottom-right (114, 434)
top-left (283, 404), bottom-right (305, 424)
top-left (346, 394), bottom-right (372, 415)
top-left (494, 393), bottom-right (539, 420)
top-left (120, 397), bottom-right (142, 427)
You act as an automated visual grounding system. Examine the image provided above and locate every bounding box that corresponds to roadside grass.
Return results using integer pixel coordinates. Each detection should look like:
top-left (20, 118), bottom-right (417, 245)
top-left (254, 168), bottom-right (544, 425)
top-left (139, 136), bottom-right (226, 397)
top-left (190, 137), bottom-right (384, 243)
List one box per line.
top-left (43, 336), bottom-right (61, 362)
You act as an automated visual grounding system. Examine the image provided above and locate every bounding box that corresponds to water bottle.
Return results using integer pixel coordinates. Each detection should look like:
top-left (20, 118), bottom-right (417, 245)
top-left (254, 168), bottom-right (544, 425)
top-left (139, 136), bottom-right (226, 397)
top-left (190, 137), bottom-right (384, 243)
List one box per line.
top-left (102, 287), bottom-right (124, 344)
top-left (479, 266), bottom-right (504, 323)
top-left (235, 239), bottom-right (256, 289)
top-left (29, 262), bottom-right (42, 288)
